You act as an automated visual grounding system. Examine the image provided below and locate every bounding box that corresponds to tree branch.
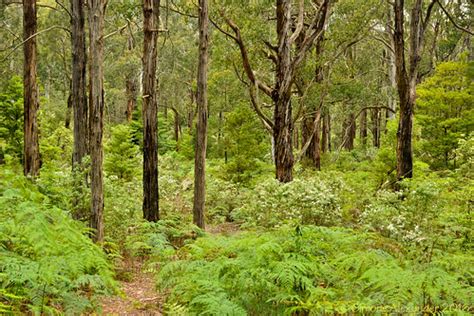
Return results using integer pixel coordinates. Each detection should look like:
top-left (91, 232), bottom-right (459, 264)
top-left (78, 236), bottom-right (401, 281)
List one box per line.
top-left (435, 0), bottom-right (473, 36)
top-left (221, 14), bottom-right (273, 97)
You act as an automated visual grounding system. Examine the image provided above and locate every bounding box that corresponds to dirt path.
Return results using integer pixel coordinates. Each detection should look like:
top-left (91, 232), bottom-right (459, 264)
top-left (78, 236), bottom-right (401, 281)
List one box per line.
top-left (100, 262), bottom-right (162, 315)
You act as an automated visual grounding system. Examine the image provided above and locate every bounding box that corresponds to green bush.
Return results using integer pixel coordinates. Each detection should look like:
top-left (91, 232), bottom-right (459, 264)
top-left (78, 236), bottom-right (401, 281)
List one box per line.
top-left (105, 124), bottom-right (141, 181)
top-left (0, 167), bottom-right (116, 314)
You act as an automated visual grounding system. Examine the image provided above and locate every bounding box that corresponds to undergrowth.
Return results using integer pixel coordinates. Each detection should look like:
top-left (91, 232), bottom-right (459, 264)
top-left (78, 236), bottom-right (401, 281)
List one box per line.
top-left (0, 168), bottom-right (117, 314)
top-left (157, 226), bottom-right (473, 315)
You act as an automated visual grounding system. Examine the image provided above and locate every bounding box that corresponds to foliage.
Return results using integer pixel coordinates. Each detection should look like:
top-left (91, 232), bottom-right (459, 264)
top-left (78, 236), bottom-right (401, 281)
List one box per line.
top-left (0, 167), bottom-right (116, 314)
top-left (417, 61), bottom-right (474, 169)
top-left (233, 177), bottom-right (343, 228)
top-left (105, 124), bottom-right (141, 180)
top-left (157, 226), bottom-right (473, 315)
top-left (0, 76), bottom-right (23, 160)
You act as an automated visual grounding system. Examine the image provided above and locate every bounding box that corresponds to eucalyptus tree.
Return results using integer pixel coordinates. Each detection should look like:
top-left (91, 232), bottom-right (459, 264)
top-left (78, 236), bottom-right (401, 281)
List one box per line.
top-left (22, 0), bottom-right (40, 177)
top-left (71, 0), bottom-right (88, 219)
top-left (219, 0), bottom-right (331, 182)
top-left (193, 0), bottom-right (209, 229)
top-left (87, 0), bottom-right (108, 242)
top-left (142, 0), bottom-right (160, 222)
top-left (391, 0), bottom-right (436, 180)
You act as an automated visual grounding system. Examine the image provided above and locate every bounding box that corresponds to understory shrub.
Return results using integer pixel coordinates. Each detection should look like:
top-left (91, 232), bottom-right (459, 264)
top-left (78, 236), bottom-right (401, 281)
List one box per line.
top-left (233, 178), bottom-right (343, 228)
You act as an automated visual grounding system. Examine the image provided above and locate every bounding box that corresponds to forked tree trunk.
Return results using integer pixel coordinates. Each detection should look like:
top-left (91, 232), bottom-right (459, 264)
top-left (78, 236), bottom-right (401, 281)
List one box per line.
top-left (88, 0), bottom-right (107, 242)
top-left (23, 0), bottom-right (41, 177)
top-left (142, 0), bottom-right (160, 222)
top-left (71, 0), bottom-right (89, 220)
top-left (193, 0), bottom-right (209, 229)
top-left (392, 0), bottom-right (431, 180)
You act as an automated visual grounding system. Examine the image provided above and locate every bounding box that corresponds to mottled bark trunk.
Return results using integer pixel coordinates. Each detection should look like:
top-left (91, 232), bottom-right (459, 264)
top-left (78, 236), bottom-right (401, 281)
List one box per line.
top-left (23, 0), bottom-right (41, 177)
top-left (71, 0), bottom-right (88, 220)
top-left (88, 0), bottom-right (107, 242)
top-left (273, 0), bottom-right (294, 183)
top-left (125, 78), bottom-right (137, 122)
top-left (193, 0), bottom-right (209, 229)
top-left (142, 0), bottom-right (160, 222)
top-left (360, 108), bottom-right (367, 146)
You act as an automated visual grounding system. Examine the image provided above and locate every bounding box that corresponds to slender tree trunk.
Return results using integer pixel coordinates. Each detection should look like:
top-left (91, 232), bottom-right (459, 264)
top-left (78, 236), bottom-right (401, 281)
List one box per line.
top-left (321, 112), bottom-right (328, 153)
top-left (142, 0), bottom-right (160, 222)
top-left (88, 0), bottom-right (107, 242)
top-left (360, 108), bottom-right (367, 146)
top-left (23, 0), bottom-right (41, 177)
top-left (193, 0), bottom-right (209, 229)
top-left (71, 0), bottom-right (88, 220)
top-left (125, 78), bottom-right (137, 122)
top-left (65, 93), bottom-right (72, 128)
top-left (371, 108), bottom-right (381, 148)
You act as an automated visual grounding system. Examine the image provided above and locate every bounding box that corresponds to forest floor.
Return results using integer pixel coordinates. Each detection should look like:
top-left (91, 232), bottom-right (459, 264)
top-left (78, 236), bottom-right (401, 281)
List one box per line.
top-left (99, 223), bottom-right (240, 315)
top-left (100, 261), bottom-right (163, 315)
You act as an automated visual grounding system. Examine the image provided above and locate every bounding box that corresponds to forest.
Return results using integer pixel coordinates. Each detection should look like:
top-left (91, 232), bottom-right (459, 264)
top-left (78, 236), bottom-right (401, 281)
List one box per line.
top-left (0, 0), bottom-right (473, 314)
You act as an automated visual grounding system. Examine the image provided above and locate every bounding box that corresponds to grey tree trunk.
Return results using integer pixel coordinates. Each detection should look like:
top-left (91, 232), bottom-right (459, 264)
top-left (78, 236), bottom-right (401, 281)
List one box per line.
top-left (88, 0), bottom-right (107, 242)
top-left (193, 0), bottom-right (209, 229)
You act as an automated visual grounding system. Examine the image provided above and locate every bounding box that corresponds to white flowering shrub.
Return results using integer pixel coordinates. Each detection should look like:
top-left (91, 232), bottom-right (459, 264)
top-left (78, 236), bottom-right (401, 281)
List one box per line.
top-left (233, 178), bottom-right (343, 227)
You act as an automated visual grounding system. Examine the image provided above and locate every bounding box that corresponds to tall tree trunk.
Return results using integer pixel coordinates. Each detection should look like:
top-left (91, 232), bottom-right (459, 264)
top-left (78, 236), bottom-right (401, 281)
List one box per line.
top-left (23, 0), bottom-right (40, 177)
top-left (273, 0), bottom-right (294, 183)
top-left (88, 0), bottom-right (107, 242)
top-left (193, 0), bottom-right (209, 229)
top-left (71, 0), bottom-right (88, 220)
top-left (392, 0), bottom-right (431, 180)
top-left (142, 0), bottom-right (160, 222)
top-left (125, 78), bottom-right (137, 122)
top-left (360, 108), bottom-right (367, 146)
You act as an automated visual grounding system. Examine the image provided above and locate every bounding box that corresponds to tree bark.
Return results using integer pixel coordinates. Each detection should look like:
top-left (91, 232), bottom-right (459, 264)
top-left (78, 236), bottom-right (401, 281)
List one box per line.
top-left (360, 108), bottom-right (367, 146)
top-left (23, 0), bottom-right (41, 177)
top-left (71, 0), bottom-right (89, 220)
top-left (273, 0), bottom-right (294, 182)
top-left (142, 0), bottom-right (160, 222)
top-left (88, 0), bottom-right (107, 242)
top-left (193, 0), bottom-right (209, 229)
top-left (125, 78), bottom-right (137, 122)
top-left (392, 0), bottom-right (433, 180)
